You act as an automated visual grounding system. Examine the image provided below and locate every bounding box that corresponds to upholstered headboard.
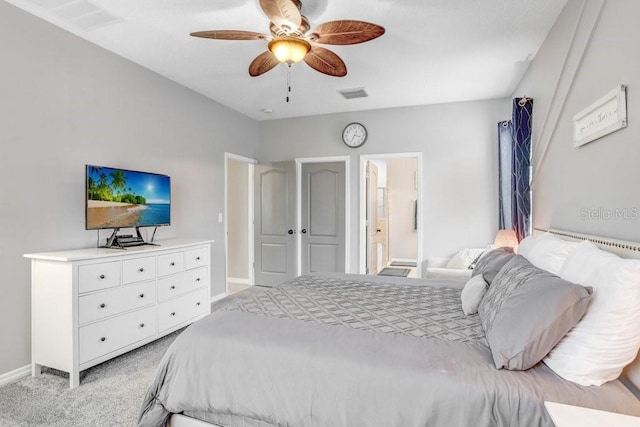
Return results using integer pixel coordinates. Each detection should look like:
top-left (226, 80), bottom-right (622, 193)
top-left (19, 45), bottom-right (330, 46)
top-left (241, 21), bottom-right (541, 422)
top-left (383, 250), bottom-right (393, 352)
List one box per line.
top-left (533, 228), bottom-right (640, 395)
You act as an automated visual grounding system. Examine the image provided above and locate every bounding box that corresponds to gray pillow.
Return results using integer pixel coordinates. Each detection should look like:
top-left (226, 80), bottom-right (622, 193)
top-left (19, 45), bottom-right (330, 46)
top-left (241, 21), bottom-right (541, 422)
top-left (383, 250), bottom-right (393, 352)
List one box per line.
top-left (478, 256), bottom-right (592, 370)
top-left (468, 250), bottom-right (487, 270)
top-left (471, 247), bottom-right (515, 284)
top-left (482, 269), bottom-right (500, 285)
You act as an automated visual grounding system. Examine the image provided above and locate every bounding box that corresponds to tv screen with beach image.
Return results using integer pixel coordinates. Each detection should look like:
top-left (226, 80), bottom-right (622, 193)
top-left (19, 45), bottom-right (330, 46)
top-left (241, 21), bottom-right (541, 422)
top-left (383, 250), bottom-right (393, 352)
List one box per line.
top-left (86, 165), bottom-right (171, 230)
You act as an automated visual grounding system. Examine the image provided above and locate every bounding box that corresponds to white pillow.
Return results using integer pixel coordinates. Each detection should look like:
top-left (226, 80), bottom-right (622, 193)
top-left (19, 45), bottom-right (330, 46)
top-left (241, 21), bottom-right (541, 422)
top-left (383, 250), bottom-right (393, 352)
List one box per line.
top-left (446, 248), bottom-right (486, 270)
top-left (544, 241), bottom-right (640, 386)
top-left (460, 274), bottom-right (489, 315)
top-left (524, 232), bottom-right (578, 275)
top-left (516, 235), bottom-right (536, 258)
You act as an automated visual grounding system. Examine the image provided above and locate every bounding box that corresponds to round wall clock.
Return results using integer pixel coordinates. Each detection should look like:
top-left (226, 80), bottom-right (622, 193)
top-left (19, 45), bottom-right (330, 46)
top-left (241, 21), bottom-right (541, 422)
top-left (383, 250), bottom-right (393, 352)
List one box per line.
top-left (342, 122), bottom-right (368, 148)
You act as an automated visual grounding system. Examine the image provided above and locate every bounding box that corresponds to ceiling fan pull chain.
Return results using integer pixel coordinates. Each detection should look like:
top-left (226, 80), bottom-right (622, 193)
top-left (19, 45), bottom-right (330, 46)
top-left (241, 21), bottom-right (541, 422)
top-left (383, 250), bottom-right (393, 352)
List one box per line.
top-left (286, 63), bottom-right (292, 103)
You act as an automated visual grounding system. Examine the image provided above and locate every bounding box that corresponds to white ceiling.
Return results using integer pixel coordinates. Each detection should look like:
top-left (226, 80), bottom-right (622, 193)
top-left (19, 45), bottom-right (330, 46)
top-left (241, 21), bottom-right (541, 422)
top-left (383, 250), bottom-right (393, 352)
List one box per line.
top-left (5, 0), bottom-right (567, 121)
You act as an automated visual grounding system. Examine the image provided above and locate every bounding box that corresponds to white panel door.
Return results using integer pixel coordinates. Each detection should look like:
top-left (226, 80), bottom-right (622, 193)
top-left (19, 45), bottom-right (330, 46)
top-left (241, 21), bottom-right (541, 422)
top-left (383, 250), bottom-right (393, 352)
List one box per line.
top-left (254, 162), bottom-right (296, 286)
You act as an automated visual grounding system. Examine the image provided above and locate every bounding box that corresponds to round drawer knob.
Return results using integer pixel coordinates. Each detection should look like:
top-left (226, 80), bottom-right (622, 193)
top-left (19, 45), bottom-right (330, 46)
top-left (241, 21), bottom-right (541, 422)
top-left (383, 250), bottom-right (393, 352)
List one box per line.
top-left (170, 285), bottom-right (176, 290)
top-left (138, 268), bottom-right (144, 273)
top-left (139, 293), bottom-right (145, 298)
top-left (196, 256), bottom-right (201, 261)
top-left (100, 337), bottom-right (106, 342)
top-left (139, 323), bottom-right (145, 328)
top-left (196, 302), bottom-right (201, 306)
top-left (170, 262), bottom-right (175, 266)
top-left (99, 303), bottom-right (106, 309)
top-left (99, 274), bottom-right (105, 280)
top-left (170, 312), bottom-right (176, 316)
top-left (196, 278), bottom-right (201, 282)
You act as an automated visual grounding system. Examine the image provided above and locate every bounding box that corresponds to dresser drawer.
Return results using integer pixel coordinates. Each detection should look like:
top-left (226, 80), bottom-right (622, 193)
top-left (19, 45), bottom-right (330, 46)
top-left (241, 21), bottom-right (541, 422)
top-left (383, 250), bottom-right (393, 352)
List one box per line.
top-left (157, 252), bottom-right (185, 277)
top-left (157, 273), bottom-right (188, 301)
top-left (78, 261), bottom-right (121, 293)
top-left (78, 281), bottom-right (156, 325)
top-left (185, 267), bottom-right (209, 290)
top-left (79, 306), bottom-right (156, 364)
top-left (158, 288), bottom-right (209, 333)
top-left (185, 247), bottom-right (208, 270)
top-left (122, 256), bottom-right (156, 284)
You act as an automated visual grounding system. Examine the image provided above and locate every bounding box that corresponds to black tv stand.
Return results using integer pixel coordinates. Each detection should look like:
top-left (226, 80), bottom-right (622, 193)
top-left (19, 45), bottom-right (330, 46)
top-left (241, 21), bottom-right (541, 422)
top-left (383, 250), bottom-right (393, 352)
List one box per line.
top-left (102, 227), bottom-right (159, 249)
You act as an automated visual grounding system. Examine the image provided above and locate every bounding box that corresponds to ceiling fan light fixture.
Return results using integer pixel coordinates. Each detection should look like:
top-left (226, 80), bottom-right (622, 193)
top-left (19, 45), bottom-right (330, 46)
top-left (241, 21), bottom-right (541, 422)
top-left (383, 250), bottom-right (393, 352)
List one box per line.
top-left (268, 37), bottom-right (311, 64)
top-left (190, 0), bottom-right (385, 77)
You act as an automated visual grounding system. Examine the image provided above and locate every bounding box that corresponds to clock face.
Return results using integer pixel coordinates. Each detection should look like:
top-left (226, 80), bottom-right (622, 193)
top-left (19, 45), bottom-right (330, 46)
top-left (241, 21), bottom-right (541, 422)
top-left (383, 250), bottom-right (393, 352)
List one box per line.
top-left (342, 122), bottom-right (367, 148)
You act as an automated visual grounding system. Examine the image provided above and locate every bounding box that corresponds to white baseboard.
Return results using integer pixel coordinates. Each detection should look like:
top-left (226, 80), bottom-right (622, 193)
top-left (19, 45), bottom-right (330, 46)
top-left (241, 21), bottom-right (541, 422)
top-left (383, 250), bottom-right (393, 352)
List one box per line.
top-left (210, 292), bottom-right (227, 303)
top-left (0, 364), bottom-right (31, 386)
top-left (227, 277), bottom-right (249, 285)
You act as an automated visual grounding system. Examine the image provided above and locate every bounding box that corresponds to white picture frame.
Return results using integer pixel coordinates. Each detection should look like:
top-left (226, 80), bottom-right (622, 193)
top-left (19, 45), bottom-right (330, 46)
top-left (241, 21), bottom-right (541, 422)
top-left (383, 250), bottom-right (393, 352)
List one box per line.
top-left (573, 85), bottom-right (627, 147)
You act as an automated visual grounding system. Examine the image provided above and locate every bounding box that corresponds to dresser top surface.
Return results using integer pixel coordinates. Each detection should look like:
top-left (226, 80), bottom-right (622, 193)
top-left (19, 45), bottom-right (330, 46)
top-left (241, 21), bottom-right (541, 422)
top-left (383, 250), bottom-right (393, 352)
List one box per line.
top-left (24, 238), bottom-right (214, 262)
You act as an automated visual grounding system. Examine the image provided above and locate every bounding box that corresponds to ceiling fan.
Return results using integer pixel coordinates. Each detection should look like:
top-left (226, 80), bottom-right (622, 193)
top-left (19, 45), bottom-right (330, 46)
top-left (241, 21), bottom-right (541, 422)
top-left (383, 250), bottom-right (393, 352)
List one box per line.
top-left (190, 0), bottom-right (385, 78)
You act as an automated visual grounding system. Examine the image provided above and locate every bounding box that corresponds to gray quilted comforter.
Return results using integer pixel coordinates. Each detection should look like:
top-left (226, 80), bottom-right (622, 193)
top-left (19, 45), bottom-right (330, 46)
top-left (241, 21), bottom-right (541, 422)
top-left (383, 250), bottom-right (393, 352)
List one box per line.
top-left (138, 273), bottom-right (640, 427)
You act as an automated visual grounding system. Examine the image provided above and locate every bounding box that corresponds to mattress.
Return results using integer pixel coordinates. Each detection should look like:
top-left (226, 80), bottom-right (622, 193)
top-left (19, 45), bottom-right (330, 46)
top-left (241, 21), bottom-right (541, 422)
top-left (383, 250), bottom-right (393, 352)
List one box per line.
top-left (138, 273), bottom-right (640, 427)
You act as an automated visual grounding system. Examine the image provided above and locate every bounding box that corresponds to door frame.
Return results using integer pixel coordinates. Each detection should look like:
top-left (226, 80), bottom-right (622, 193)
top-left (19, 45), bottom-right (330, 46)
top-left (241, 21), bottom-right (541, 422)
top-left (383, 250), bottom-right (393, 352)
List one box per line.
top-left (224, 152), bottom-right (257, 297)
top-left (359, 152), bottom-right (423, 277)
top-left (295, 156), bottom-right (351, 276)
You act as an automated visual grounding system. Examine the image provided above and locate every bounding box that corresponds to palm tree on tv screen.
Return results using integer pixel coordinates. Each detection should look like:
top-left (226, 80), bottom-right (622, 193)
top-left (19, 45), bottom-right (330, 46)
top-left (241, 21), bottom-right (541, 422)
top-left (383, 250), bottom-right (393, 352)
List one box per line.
top-left (87, 176), bottom-right (96, 199)
top-left (88, 168), bottom-right (147, 205)
top-left (98, 173), bottom-right (108, 188)
top-left (110, 169), bottom-right (127, 195)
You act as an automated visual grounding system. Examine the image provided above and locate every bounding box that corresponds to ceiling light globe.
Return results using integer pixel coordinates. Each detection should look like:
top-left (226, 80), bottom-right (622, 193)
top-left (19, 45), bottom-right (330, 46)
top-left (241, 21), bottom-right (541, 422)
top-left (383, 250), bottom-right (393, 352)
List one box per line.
top-left (269, 37), bottom-right (311, 64)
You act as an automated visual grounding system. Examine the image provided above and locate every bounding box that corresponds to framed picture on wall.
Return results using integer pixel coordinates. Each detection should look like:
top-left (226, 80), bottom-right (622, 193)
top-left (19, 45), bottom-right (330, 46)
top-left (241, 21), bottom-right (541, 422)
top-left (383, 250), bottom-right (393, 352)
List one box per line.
top-left (573, 85), bottom-right (627, 147)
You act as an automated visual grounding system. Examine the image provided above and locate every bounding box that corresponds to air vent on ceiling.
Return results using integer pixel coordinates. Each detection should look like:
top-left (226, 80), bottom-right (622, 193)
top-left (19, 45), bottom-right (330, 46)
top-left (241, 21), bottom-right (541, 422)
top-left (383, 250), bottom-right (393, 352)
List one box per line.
top-left (338, 88), bottom-right (368, 100)
top-left (73, 9), bottom-right (119, 31)
top-left (28, 0), bottom-right (75, 10)
top-left (27, 0), bottom-right (119, 31)
top-left (52, 0), bottom-right (99, 20)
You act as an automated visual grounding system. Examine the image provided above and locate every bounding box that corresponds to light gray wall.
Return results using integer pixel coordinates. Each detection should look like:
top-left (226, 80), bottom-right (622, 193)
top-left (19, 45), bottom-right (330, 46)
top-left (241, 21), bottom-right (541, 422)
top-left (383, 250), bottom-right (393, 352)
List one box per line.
top-left (0, 2), bottom-right (258, 376)
top-left (513, 0), bottom-right (640, 241)
top-left (259, 99), bottom-right (510, 273)
top-left (227, 160), bottom-right (249, 279)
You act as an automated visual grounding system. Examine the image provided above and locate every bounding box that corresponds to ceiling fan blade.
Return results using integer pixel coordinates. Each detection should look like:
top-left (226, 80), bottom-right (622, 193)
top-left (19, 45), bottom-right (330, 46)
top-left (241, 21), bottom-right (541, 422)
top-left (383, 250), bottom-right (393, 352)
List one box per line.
top-left (259, 0), bottom-right (302, 33)
top-left (303, 46), bottom-right (347, 77)
top-left (249, 51), bottom-right (280, 77)
top-left (190, 30), bottom-right (267, 41)
top-left (312, 20), bottom-right (385, 45)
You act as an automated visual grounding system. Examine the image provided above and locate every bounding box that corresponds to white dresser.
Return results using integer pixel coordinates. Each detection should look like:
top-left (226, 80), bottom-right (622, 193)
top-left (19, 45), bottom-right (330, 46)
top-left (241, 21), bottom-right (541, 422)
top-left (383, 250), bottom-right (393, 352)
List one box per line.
top-left (24, 238), bottom-right (213, 388)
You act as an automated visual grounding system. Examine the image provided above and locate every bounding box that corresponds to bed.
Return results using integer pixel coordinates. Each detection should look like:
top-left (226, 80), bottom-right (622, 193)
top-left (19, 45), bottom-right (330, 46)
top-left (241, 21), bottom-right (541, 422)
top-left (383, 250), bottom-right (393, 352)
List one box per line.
top-left (138, 229), bottom-right (640, 427)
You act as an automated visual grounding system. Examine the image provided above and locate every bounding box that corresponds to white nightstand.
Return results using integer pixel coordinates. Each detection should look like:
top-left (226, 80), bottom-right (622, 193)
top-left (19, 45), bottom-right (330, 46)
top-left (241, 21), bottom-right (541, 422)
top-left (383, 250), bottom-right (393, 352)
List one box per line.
top-left (544, 401), bottom-right (640, 427)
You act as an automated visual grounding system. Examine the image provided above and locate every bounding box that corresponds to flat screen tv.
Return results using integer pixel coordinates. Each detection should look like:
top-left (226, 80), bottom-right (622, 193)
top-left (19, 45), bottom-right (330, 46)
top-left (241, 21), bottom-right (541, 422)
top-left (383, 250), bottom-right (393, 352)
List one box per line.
top-left (86, 165), bottom-right (171, 230)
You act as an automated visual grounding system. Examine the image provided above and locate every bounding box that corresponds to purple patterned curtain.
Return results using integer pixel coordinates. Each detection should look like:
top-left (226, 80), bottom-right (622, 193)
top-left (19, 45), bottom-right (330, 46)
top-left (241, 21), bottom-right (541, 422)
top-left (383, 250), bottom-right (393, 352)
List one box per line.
top-left (498, 98), bottom-right (533, 241)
